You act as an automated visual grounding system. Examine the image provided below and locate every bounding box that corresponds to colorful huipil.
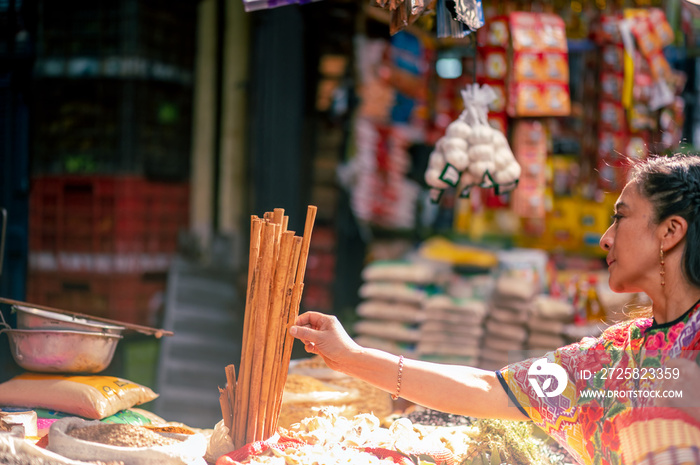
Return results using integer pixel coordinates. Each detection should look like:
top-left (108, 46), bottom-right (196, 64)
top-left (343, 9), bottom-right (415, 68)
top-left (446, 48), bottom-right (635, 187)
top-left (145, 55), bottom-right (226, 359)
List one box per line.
top-left (497, 300), bottom-right (700, 465)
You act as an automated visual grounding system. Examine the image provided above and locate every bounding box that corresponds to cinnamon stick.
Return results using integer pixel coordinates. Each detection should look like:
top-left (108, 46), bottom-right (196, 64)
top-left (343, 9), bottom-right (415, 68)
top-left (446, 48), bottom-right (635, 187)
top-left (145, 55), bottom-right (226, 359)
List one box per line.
top-left (270, 236), bottom-right (303, 430)
top-left (233, 216), bottom-right (262, 448)
top-left (295, 206), bottom-right (317, 285)
top-left (219, 387), bottom-right (232, 432)
top-left (245, 221), bottom-right (276, 444)
top-left (224, 365), bottom-right (236, 439)
top-left (272, 282), bottom-right (305, 432)
top-left (258, 230), bottom-right (295, 438)
top-left (272, 208), bottom-right (284, 227)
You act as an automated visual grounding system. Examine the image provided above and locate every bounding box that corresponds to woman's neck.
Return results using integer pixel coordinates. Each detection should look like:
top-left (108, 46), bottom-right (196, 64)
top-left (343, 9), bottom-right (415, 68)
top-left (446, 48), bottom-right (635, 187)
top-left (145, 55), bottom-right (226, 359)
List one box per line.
top-left (652, 284), bottom-right (700, 324)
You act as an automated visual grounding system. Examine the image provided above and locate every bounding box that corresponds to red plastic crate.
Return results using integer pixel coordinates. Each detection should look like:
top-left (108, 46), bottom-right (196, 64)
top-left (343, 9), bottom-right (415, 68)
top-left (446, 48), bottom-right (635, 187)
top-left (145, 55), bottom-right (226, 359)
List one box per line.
top-left (29, 175), bottom-right (189, 254)
top-left (26, 270), bottom-right (167, 327)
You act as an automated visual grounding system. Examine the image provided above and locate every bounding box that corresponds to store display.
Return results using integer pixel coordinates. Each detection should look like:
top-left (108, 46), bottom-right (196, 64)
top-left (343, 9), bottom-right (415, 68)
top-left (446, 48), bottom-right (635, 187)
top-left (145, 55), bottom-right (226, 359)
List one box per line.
top-left (507, 12), bottom-right (571, 117)
top-left (510, 120), bottom-right (547, 220)
top-left (526, 296), bottom-right (574, 353)
top-left (354, 260), bottom-right (436, 357)
top-left (343, 33), bottom-right (430, 230)
top-left (418, 295), bottom-right (487, 363)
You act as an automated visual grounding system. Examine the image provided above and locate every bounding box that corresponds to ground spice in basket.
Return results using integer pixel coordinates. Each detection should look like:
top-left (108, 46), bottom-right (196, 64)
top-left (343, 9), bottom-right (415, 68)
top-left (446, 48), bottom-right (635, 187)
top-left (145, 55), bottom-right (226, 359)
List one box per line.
top-left (68, 424), bottom-right (183, 448)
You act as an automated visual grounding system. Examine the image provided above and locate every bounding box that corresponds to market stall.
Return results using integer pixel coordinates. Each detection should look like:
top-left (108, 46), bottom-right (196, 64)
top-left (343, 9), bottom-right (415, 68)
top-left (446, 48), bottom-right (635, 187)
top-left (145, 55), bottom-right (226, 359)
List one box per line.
top-left (0, 207), bottom-right (578, 465)
top-left (2, 0), bottom-right (699, 464)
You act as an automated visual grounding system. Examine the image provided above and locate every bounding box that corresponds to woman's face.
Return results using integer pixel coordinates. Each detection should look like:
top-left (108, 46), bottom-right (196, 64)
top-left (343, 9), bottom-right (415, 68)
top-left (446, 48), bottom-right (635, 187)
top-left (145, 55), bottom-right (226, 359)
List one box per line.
top-left (599, 182), bottom-right (660, 293)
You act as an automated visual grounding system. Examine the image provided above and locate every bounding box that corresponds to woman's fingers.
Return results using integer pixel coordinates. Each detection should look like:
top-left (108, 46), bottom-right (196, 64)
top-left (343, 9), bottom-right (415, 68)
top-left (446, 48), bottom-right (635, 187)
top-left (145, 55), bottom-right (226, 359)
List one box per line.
top-left (289, 322), bottom-right (320, 342)
top-left (304, 341), bottom-right (317, 354)
top-left (294, 311), bottom-right (328, 329)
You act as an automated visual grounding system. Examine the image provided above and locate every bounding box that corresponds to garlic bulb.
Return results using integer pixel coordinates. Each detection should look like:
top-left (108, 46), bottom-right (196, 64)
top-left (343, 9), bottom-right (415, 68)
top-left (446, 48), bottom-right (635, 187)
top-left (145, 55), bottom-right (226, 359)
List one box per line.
top-left (467, 144), bottom-right (492, 162)
top-left (445, 120), bottom-right (473, 140)
top-left (466, 124), bottom-right (494, 146)
top-left (425, 167), bottom-right (449, 189)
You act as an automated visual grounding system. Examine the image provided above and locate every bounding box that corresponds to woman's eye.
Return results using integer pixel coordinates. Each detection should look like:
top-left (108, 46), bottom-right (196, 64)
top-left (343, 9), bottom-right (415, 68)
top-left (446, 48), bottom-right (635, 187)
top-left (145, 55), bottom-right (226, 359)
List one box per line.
top-left (611, 213), bottom-right (622, 224)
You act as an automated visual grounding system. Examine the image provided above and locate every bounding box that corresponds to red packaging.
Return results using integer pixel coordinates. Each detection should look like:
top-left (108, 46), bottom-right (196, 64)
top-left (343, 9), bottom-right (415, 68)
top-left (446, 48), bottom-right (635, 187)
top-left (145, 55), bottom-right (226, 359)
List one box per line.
top-left (595, 13), bottom-right (623, 44)
top-left (480, 16), bottom-right (510, 47)
top-left (538, 14), bottom-right (568, 51)
top-left (542, 52), bottom-right (569, 83)
top-left (509, 12), bottom-right (540, 51)
top-left (632, 72), bottom-right (653, 104)
top-left (649, 7), bottom-right (675, 48)
top-left (508, 82), bottom-right (570, 117)
top-left (482, 47), bottom-right (509, 80)
top-left (599, 101), bottom-right (627, 133)
top-left (647, 51), bottom-right (673, 83)
top-left (598, 131), bottom-right (629, 162)
top-left (601, 44), bottom-right (625, 73)
top-left (630, 17), bottom-right (662, 58)
top-left (600, 72), bottom-right (624, 102)
top-left (512, 51), bottom-right (542, 82)
top-left (487, 111), bottom-right (508, 135)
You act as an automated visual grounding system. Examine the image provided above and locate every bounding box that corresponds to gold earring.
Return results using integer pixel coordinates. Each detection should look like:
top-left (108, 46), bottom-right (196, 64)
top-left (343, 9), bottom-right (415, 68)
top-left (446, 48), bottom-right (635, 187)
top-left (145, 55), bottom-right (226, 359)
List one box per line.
top-left (660, 245), bottom-right (665, 287)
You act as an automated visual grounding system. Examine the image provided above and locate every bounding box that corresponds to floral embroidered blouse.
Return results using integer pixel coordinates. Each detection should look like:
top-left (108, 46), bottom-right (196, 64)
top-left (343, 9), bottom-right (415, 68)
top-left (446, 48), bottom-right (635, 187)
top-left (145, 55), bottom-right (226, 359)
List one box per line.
top-left (497, 300), bottom-right (700, 465)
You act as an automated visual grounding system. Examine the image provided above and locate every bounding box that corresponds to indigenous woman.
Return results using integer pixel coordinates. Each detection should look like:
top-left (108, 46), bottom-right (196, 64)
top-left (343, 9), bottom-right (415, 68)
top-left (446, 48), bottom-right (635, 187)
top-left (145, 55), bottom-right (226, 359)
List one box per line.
top-left (291, 154), bottom-right (700, 465)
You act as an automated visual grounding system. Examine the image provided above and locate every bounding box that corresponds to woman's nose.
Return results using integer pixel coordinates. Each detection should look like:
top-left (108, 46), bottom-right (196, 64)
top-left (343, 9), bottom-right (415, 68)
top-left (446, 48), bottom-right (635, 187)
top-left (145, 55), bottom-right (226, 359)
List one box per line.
top-left (599, 228), bottom-right (612, 251)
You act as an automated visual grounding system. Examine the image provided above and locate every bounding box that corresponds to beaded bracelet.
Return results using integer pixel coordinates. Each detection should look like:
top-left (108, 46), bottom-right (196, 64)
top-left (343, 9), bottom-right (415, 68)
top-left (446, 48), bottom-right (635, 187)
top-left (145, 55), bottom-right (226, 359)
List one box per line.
top-left (391, 355), bottom-right (404, 400)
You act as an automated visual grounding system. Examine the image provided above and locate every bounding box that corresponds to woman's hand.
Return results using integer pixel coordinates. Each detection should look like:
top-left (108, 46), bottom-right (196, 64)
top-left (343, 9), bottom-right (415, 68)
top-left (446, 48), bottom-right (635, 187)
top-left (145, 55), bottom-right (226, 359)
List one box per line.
top-left (289, 311), bottom-right (362, 372)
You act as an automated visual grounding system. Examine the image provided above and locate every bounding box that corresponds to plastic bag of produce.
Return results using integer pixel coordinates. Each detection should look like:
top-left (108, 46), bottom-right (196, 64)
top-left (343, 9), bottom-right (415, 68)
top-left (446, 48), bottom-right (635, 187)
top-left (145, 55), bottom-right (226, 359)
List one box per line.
top-left (205, 420), bottom-right (235, 464)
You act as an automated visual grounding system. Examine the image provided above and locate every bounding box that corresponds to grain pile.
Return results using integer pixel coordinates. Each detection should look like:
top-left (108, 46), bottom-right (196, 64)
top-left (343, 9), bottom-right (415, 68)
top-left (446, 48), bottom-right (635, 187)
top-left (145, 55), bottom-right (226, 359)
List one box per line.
top-left (67, 424), bottom-right (182, 448)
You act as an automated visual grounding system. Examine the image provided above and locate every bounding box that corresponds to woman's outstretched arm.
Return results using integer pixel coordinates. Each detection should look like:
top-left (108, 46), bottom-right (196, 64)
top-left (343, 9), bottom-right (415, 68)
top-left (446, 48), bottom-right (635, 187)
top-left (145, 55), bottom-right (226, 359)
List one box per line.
top-left (290, 311), bottom-right (528, 421)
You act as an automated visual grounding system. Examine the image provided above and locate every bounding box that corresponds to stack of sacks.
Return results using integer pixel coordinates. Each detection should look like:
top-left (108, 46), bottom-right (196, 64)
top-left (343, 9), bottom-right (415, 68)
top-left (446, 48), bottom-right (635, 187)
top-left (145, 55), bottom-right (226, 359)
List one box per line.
top-left (417, 295), bottom-right (487, 365)
top-left (525, 295), bottom-right (574, 356)
top-left (479, 274), bottom-right (537, 371)
top-left (0, 374), bottom-right (160, 440)
top-left (354, 260), bottom-right (450, 356)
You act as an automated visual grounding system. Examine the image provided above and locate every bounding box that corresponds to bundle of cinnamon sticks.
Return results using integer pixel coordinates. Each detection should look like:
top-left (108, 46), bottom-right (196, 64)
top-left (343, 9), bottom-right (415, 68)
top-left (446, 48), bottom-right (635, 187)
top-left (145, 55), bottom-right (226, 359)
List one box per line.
top-left (219, 205), bottom-right (317, 448)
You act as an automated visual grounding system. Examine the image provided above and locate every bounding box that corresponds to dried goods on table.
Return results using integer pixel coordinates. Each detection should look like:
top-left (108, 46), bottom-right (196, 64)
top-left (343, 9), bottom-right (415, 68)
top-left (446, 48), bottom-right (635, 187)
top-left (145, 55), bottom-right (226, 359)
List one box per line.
top-left (217, 409), bottom-right (459, 465)
top-left (46, 417), bottom-right (207, 465)
top-left (278, 372), bottom-right (393, 430)
top-left (67, 423), bottom-right (183, 448)
top-left (219, 406), bottom-right (575, 465)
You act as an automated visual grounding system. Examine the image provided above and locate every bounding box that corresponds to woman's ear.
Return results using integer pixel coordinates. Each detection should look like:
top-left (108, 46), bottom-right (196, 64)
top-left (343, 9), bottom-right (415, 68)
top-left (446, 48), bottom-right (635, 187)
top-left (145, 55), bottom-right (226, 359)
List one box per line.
top-left (661, 215), bottom-right (689, 251)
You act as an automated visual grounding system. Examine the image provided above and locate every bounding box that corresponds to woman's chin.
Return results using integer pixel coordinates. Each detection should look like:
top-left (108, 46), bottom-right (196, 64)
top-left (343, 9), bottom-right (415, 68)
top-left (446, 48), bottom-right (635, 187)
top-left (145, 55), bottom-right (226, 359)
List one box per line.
top-left (607, 279), bottom-right (626, 293)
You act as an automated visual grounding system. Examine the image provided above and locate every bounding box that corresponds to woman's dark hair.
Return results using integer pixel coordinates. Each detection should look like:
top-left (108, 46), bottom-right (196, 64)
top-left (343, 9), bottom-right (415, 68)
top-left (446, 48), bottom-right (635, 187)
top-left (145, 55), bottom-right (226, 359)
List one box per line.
top-left (628, 154), bottom-right (700, 287)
